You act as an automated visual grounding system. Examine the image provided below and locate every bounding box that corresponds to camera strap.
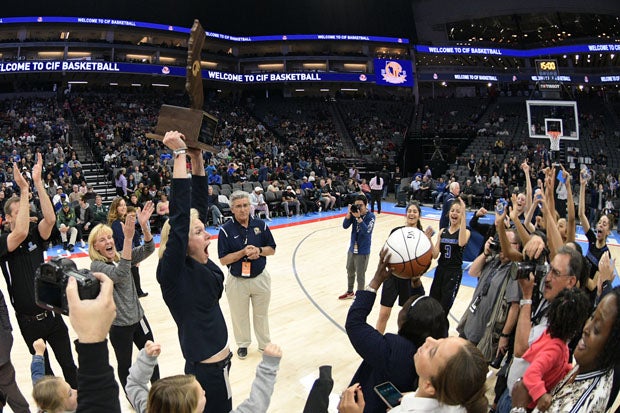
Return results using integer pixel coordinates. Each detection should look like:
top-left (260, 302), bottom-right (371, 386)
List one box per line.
top-left (531, 299), bottom-right (549, 325)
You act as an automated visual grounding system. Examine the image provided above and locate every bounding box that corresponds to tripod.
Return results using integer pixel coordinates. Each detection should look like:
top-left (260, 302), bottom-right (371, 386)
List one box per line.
top-left (431, 140), bottom-right (444, 161)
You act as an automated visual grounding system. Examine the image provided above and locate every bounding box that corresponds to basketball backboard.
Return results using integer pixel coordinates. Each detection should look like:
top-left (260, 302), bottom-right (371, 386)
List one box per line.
top-left (526, 100), bottom-right (579, 140)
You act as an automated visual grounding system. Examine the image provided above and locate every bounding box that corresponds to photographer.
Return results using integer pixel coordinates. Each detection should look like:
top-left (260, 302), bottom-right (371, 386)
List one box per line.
top-left (338, 195), bottom-right (375, 300)
top-left (66, 272), bottom-right (121, 412)
top-left (495, 244), bottom-right (582, 413)
top-left (458, 208), bottom-right (521, 361)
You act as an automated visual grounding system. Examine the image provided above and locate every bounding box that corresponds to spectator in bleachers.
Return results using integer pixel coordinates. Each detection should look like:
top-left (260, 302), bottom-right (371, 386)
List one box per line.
top-left (156, 193), bottom-right (170, 224)
top-left (281, 186), bottom-right (301, 217)
top-left (68, 184), bottom-right (81, 205)
top-left (56, 201), bottom-right (79, 252)
top-left (115, 168), bottom-right (128, 197)
top-left (206, 185), bottom-right (224, 227)
top-left (91, 194), bottom-right (109, 226)
top-left (75, 196), bottom-right (93, 248)
top-left (249, 187), bottom-right (271, 221)
top-left (431, 177), bottom-right (447, 208)
top-left (461, 179), bottom-right (475, 209)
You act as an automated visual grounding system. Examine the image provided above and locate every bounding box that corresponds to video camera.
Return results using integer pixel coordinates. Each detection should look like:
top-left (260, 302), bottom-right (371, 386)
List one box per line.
top-left (35, 258), bottom-right (100, 315)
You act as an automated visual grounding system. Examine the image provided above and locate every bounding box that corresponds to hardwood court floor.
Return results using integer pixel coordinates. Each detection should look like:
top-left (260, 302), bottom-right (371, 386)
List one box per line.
top-left (3, 209), bottom-right (619, 412)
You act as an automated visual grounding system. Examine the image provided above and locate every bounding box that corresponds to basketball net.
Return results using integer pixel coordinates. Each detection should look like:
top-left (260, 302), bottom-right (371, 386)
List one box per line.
top-left (548, 131), bottom-right (561, 152)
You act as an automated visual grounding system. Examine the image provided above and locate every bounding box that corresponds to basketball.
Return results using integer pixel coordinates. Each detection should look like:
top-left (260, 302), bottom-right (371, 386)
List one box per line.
top-left (383, 227), bottom-right (433, 279)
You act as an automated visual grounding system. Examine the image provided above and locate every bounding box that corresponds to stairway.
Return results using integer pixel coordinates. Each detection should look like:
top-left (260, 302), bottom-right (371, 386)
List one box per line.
top-left (329, 102), bottom-right (360, 159)
top-left (67, 123), bottom-right (116, 202)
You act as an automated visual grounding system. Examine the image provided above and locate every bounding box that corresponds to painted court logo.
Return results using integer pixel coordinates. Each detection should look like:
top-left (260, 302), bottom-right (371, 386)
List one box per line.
top-left (381, 61), bottom-right (407, 85)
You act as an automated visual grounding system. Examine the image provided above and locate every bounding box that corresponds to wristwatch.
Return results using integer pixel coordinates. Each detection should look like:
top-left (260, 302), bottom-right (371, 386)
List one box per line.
top-left (173, 148), bottom-right (187, 157)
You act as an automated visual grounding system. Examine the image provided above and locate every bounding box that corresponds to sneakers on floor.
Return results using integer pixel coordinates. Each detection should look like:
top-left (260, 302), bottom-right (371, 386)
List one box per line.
top-left (237, 347), bottom-right (248, 359)
top-left (338, 291), bottom-right (355, 300)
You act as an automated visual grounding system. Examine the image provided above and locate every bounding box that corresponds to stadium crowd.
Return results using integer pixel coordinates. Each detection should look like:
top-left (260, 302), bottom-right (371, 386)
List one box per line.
top-left (0, 92), bottom-right (619, 413)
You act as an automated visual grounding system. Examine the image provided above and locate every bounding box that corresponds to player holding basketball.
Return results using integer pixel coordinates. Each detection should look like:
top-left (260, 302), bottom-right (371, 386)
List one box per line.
top-left (430, 197), bottom-right (470, 315)
top-left (375, 202), bottom-right (434, 333)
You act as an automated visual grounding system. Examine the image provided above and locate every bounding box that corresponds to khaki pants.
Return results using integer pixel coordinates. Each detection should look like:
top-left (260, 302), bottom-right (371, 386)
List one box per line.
top-left (225, 271), bottom-right (271, 349)
top-left (346, 252), bottom-right (369, 293)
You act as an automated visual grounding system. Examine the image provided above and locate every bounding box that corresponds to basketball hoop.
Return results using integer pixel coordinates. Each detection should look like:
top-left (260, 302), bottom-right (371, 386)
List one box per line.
top-left (548, 131), bottom-right (561, 152)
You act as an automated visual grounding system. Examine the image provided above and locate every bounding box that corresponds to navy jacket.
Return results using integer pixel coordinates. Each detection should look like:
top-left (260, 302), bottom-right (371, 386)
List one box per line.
top-left (346, 290), bottom-right (418, 413)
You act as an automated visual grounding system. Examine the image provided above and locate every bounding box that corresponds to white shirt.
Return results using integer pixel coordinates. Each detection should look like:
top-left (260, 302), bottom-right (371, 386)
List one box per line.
top-left (369, 177), bottom-right (383, 190)
top-left (391, 393), bottom-right (466, 413)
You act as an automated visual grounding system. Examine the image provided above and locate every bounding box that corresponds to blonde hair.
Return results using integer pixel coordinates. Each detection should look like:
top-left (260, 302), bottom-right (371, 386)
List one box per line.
top-left (158, 208), bottom-right (200, 259)
top-left (88, 224), bottom-right (120, 263)
top-left (147, 374), bottom-right (199, 413)
top-left (32, 376), bottom-right (64, 413)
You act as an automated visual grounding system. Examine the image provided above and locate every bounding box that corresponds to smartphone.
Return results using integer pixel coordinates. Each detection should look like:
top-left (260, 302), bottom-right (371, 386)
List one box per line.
top-left (374, 382), bottom-right (402, 408)
top-left (425, 225), bottom-right (436, 237)
top-left (556, 170), bottom-right (566, 184)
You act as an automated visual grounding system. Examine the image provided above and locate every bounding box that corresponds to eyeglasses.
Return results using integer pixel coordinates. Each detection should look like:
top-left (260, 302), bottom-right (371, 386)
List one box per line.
top-left (548, 265), bottom-right (568, 279)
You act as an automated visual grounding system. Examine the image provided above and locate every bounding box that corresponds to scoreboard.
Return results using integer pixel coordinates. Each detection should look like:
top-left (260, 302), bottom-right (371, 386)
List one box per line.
top-left (535, 59), bottom-right (561, 90)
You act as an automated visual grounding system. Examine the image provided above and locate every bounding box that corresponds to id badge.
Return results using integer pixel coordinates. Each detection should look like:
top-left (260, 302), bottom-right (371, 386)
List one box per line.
top-left (242, 261), bottom-right (251, 277)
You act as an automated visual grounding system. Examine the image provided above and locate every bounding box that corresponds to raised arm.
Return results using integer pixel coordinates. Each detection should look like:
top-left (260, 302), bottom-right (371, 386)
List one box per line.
top-left (469, 237), bottom-right (493, 278)
top-left (578, 171), bottom-right (590, 233)
top-left (509, 194), bottom-right (531, 247)
top-left (165, 131), bottom-right (189, 180)
top-left (137, 201), bottom-right (154, 244)
top-left (6, 162), bottom-right (30, 252)
top-left (562, 167), bottom-right (576, 242)
top-left (496, 206), bottom-right (520, 261)
top-left (523, 194), bottom-right (539, 233)
top-left (33, 153), bottom-right (55, 240)
top-left (522, 161), bottom-right (533, 212)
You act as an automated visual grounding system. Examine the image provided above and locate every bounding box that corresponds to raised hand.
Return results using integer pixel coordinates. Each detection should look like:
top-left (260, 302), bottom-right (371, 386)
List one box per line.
top-left (145, 340), bottom-right (162, 357)
top-left (67, 272), bottom-right (116, 343)
top-left (32, 152), bottom-right (43, 183)
top-left (162, 130), bottom-right (187, 151)
top-left (137, 201), bottom-right (154, 228)
top-left (13, 162), bottom-right (29, 190)
top-left (123, 213), bottom-right (136, 240)
top-left (33, 338), bottom-right (46, 356)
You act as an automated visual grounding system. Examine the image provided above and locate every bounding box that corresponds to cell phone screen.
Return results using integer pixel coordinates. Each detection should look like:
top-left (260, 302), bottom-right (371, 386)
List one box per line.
top-left (374, 382), bottom-right (402, 408)
top-left (556, 170), bottom-right (566, 183)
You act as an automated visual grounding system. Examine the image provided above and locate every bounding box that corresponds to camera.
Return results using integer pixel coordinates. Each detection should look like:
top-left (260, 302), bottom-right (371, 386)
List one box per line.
top-left (488, 235), bottom-right (501, 253)
top-left (35, 258), bottom-right (100, 315)
top-left (350, 204), bottom-right (359, 214)
top-left (510, 256), bottom-right (549, 280)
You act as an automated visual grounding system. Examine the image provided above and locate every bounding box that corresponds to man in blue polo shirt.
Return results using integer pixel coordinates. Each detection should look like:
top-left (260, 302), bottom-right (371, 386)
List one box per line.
top-left (218, 190), bottom-right (276, 360)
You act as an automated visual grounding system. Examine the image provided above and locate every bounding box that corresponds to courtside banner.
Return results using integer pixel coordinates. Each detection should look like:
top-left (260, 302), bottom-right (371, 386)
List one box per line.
top-left (373, 59), bottom-right (413, 87)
